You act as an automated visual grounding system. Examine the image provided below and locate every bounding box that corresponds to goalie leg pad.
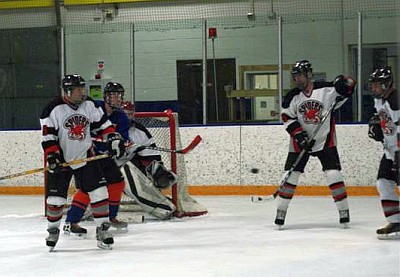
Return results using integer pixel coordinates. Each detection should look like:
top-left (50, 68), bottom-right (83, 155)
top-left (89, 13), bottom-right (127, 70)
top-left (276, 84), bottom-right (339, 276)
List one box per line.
top-left (122, 163), bottom-right (176, 220)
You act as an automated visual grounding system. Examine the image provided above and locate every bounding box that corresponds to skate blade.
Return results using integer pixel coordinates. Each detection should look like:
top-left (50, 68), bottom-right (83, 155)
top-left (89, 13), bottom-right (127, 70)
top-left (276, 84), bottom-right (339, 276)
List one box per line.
top-left (64, 231), bottom-right (87, 239)
top-left (97, 241), bottom-right (113, 250)
top-left (377, 233), bottom-right (400, 240)
top-left (341, 223), bottom-right (350, 229)
top-left (48, 246), bottom-right (55, 252)
top-left (276, 225), bottom-right (284, 231)
top-left (110, 227), bottom-right (129, 234)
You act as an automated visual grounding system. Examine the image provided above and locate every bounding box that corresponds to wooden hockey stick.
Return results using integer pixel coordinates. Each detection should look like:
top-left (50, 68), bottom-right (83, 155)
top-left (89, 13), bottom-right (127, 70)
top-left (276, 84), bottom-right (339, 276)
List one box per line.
top-left (0, 153), bottom-right (110, 181)
top-left (251, 96), bottom-right (343, 203)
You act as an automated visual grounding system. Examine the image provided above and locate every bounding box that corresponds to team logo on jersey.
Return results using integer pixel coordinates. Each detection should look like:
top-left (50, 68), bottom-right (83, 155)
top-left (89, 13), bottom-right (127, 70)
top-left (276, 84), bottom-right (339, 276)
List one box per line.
top-left (299, 100), bottom-right (323, 124)
top-left (378, 109), bottom-right (395, 136)
top-left (64, 114), bottom-right (89, 140)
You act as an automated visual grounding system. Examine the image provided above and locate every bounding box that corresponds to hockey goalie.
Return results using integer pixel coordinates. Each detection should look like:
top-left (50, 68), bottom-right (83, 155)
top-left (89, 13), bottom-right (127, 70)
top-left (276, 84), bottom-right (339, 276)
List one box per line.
top-left (117, 101), bottom-right (178, 220)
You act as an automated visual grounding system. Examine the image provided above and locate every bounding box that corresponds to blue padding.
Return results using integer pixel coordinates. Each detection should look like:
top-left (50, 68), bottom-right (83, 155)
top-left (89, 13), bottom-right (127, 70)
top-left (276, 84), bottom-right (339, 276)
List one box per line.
top-left (135, 101), bottom-right (179, 113)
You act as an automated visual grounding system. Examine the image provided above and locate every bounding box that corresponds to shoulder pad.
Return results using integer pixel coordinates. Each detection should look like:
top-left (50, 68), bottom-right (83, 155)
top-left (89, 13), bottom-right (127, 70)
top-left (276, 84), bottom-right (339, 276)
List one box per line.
top-left (313, 81), bottom-right (333, 90)
top-left (282, 88), bottom-right (301, 108)
top-left (40, 97), bottom-right (64, 119)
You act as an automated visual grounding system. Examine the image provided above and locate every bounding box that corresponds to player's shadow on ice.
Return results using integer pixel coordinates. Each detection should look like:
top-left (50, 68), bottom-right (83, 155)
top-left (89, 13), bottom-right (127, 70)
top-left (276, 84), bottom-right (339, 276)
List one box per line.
top-left (278, 222), bottom-right (347, 230)
top-left (49, 248), bottom-right (107, 253)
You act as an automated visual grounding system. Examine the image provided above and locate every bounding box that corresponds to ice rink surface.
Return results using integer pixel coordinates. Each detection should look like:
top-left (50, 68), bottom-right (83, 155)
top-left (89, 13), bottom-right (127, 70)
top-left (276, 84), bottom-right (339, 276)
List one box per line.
top-left (0, 195), bottom-right (398, 277)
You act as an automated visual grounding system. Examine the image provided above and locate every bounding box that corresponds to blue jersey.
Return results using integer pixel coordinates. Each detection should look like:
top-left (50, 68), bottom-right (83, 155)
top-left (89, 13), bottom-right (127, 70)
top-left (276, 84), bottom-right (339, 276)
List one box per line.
top-left (93, 100), bottom-right (131, 153)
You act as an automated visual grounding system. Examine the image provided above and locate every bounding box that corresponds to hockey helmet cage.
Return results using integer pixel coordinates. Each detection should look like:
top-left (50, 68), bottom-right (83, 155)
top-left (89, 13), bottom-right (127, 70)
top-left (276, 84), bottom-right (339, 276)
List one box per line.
top-left (62, 74), bottom-right (86, 95)
top-left (368, 66), bottom-right (393, 90)
top-left (104, 82), bottom-right (125, 110)
top-left (291, 60), bottom-right (312, 76)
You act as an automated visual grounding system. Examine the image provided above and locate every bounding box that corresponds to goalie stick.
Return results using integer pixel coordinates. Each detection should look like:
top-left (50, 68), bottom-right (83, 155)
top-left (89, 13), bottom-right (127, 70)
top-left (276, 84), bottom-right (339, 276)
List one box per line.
top-left (251, 96), bottom-right (343, 203)
top-left (0, 153), bottom-right (110, 181)
top-left (93, 134), bottom-right (202, 154)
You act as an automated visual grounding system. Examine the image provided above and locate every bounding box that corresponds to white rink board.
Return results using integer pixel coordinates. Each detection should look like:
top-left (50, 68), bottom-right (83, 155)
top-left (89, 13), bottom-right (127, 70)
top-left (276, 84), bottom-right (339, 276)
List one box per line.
top-left (0, 124), bottom-right (381, 187)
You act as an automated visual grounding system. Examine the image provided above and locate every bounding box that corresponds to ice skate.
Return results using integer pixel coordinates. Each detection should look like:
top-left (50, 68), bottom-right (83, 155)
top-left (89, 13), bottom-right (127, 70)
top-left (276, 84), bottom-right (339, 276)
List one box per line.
top-left (274, 210), bottom-right (287, 230)
top-left (110, 218), bottom-right (128, 233)
top-left (339, 209), bottom-right (350, 229)
top-left (96, 222), bottom-right (114, 250)
top-left (63, 222), bottom-right (87, 238)
top-left (46, 228), bottom-right (60, 252)
top-left (377, 223), bottom-right (400, 240)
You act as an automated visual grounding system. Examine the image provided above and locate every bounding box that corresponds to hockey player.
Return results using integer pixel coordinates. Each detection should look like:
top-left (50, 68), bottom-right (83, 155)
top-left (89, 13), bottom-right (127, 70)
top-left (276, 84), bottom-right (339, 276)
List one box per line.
top-left (64, 82), bottom-right (130, 235)
top-left (40, 74), bottom-right (125, 251)
top-left (276, 60), bottom-right (356, 229)
top-left (367, 66), bottom-right (400, 239)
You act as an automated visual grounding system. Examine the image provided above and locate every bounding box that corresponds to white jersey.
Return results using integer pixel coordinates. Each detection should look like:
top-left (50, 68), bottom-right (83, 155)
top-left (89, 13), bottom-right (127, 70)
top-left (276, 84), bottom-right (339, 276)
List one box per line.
top-left (40, 97), bottom-right (113, 169)
top-left (374, 90), bottom-right (400, 161)
top-left (281, 82), bottom-right (346, 153)
top-left (115, 121), bottom-right (161, 168)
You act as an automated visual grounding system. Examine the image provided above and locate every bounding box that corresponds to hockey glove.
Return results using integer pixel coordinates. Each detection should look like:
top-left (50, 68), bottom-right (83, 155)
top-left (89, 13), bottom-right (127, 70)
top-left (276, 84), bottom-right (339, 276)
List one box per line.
top-left (334, 75), bottom-right (357, 98)
top-left (146, 160), bottom-right (178, 189)
top-left (368, 115), bottom-right (384, 142)
top-left (47, 152), bottom-right (63, 174)
top-left (293, 131), bottom-right (314, 152)
top-left (105, 132), bottom-right (126, 159)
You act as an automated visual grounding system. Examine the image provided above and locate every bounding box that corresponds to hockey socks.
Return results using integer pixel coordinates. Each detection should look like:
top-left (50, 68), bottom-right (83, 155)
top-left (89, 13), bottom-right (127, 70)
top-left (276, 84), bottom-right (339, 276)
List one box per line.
top-left (66, 189), bottom-right (90, 223)
top-left (107, 180), bottom-right (125, 219)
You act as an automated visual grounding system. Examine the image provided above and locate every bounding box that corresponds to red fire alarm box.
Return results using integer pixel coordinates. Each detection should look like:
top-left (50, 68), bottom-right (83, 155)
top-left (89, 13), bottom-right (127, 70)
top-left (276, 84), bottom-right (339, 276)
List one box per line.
top-left (208, 27), bottom-right (217, 39)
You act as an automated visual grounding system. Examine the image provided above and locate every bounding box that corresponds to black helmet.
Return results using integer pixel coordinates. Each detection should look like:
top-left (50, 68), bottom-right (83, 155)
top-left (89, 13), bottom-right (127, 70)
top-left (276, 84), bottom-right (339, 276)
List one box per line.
top-left (368, 66), bottom-right (393, 89)
top-left (291, 60), bottom-right (312, 76)
top-left (62, 74), bottom-right (85, 95)
top-left (104, 82), bottom-right (124, 110)
top-left (104, 82), bottom-right (124, 96)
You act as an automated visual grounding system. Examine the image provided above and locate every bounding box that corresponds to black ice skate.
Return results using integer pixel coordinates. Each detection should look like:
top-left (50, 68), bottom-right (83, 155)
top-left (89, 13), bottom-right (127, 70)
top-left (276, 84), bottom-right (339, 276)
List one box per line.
top-left (46, 228), bottom-right (60, 252)
top-left (110, 218), bottom-right (128, 232)
top-left (376, 223), bottom-right (400, 240)
top-left (96, 222), bottom-right (114, 250)
top-left (339, 209), bottom-right (350, 229)
top-left (274, 210), bottom-right (287, 230)
top-left (63, 222), bottom-right (88, 238)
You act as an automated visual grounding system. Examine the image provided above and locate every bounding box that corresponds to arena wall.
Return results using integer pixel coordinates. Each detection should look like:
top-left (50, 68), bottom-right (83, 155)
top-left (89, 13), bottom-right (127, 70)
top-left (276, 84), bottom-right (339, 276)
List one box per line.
top-left (0, 124), bottom-right (381, 196)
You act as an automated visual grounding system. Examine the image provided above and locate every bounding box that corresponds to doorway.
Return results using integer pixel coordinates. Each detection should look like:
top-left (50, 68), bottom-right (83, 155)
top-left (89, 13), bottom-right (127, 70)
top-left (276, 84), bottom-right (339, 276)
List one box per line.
top-left (177, 58), bottom-right (236, 124)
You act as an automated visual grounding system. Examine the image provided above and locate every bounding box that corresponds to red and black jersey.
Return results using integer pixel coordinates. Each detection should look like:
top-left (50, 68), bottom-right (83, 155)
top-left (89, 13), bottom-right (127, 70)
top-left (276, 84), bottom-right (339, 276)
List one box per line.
top-left (374, 89), bottom-right (400, 161)
top-left (281, 82), bottom-right (347, 153)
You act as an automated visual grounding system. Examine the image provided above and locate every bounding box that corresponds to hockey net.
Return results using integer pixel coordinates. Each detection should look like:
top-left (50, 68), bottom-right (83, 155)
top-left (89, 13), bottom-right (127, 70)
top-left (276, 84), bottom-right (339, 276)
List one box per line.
top-left (121, 110), bottom-right (207, 217)
top-left (48, 110), bottom-right (207, 219)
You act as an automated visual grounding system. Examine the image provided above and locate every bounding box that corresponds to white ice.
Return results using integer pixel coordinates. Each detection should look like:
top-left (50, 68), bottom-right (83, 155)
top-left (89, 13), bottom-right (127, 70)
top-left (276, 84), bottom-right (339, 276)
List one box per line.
top-left (0, 195), bottom-right (398, 277)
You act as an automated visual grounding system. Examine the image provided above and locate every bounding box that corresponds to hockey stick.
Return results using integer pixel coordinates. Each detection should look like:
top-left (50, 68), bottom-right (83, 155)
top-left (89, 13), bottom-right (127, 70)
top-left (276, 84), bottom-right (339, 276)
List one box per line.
top-left (142, 135), bottom-right (202, 154)
top-left (93, 135), bottom-right (202, 155)
top-left (251, 96), bottom-right (343, 203)
top-left (0, 153), bottom-right (110, 181)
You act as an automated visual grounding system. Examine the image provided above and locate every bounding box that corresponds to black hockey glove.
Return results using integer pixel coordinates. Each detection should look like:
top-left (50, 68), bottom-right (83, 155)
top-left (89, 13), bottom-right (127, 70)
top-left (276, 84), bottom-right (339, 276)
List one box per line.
top-left (368, 115), bottom-right (384, 142)
top-left (47, 152), bottom-right (63, 174)
top-left (105, 132), bottom-right (126, 159)
top-left (146, 160), bottom-right (178, 189)
top-left (334, 75), bottom-right (356, 98)
top-left (293, 131), bottom-right (314, 152)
